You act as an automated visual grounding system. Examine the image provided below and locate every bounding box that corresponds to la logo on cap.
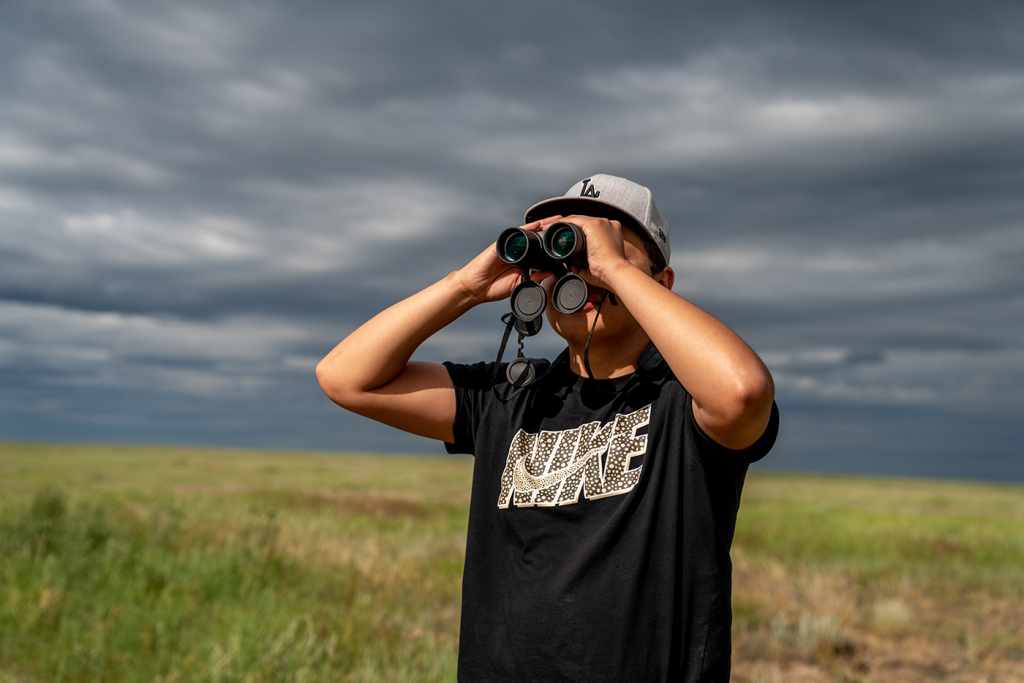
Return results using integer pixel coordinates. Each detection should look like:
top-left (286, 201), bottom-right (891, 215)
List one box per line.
top-left (580, 178), bottom-right (601, 198)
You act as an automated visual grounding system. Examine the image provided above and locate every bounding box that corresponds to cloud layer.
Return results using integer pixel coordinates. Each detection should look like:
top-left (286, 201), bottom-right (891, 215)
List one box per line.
top-left (2, 0), bottom-right (1022, 481)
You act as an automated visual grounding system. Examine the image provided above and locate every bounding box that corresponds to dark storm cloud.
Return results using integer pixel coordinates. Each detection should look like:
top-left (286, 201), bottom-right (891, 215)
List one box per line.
top-left (1, 0), bottom-right (1022, 480)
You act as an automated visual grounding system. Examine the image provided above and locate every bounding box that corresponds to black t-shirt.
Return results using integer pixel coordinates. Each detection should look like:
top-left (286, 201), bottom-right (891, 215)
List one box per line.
top-left (441, 341), bottom-right (780, 682)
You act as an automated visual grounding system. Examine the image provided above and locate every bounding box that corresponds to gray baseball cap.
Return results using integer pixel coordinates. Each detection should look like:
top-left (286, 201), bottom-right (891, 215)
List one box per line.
top-left (522, 173), bottom-right (671, 267)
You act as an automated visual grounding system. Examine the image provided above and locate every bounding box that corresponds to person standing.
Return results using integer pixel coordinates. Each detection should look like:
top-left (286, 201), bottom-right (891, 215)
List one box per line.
top-left (316, 173), bottom-right (780, 681)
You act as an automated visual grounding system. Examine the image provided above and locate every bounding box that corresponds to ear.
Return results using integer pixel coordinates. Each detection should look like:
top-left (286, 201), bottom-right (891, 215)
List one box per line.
top-left (656, 266), bottom-right (675, 290)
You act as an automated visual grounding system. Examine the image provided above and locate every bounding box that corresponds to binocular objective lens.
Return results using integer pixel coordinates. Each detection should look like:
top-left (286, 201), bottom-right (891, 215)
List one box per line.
top-left (504, 232), bottom-right (528, 261)
top-left (549, 227), bottom-right (576, 258)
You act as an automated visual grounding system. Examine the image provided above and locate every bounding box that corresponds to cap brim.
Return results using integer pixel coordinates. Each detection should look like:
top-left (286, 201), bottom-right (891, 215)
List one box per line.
top-left (523, 196), bottom-right (646, 233)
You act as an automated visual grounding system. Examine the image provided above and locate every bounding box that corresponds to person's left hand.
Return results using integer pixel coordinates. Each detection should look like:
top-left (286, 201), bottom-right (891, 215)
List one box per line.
top-left (554, 214), bottom-right (630, 291)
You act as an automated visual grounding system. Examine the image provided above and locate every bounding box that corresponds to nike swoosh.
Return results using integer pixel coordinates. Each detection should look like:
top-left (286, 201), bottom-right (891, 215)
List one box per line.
top-left (513, 451), bottom-right (598, 493)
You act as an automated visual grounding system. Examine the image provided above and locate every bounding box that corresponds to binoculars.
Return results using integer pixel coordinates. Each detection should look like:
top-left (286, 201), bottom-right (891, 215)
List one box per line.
top-left (496, 221), bottom-right (591, 321)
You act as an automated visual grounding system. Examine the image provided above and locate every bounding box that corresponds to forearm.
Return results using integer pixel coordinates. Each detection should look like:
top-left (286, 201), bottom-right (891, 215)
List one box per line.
top-left (315, 270), bottom-right (477, 395)
top-left (604, 261), bottom-right (773, 419)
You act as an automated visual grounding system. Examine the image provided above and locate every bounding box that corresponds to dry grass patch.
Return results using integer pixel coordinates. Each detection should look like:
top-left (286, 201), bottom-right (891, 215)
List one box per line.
top-left (250, 488), bottom-right (431, 518)
top-left (731, 547), bottom-right (1024, 682)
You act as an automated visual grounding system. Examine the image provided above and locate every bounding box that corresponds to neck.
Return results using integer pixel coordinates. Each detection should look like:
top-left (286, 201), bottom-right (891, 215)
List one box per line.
top-left (566, 326), bottom-right (651, 380)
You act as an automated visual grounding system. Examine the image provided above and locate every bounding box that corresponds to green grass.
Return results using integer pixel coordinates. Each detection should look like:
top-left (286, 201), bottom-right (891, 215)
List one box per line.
top-left (735, 473), bottom-right (1024, 596)
top-left (1, 442), bottom-right (1022, 682)
top-left (0, 443), bottom-right (469, 682)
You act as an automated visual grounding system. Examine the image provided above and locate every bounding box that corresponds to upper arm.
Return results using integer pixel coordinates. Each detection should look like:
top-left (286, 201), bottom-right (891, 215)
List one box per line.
top-left (322, 361), bottom-right (459, 443)
top-left (691, 395), bottom-right (770, 451)
top-left (689, 392), bottom-right (779, 463)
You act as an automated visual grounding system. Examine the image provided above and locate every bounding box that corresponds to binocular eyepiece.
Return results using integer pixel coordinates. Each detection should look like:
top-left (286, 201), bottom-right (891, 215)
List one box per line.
top-left (496, 221), bottom-right (591, 319)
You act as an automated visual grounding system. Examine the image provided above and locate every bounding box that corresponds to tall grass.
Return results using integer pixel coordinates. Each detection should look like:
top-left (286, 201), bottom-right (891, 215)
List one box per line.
top-left (0, 486), bottom-right (456, 682)
top-left (1, 443), bottom-right (1021, 682)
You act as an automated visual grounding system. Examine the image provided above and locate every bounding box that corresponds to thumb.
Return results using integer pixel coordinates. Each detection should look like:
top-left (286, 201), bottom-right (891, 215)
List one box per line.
top-left (509, 268), bottom-right (526, 289)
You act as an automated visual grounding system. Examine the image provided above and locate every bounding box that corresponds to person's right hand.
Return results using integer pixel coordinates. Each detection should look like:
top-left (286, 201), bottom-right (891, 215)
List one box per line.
top-left (454, 214), bottom-right (565, 306)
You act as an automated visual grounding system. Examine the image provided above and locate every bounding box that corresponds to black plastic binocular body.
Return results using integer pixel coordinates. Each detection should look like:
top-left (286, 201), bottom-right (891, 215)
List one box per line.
top-left (496, 221), bottom-right (591, 319)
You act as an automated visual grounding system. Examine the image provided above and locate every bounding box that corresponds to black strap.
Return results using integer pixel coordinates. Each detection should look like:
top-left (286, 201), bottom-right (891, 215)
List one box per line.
top-left (490, 312), bottom-right (517, 397)
top-left (582, 290), bottom-right (609, 379)
top-left (495, 312), bottom-right (516, 365)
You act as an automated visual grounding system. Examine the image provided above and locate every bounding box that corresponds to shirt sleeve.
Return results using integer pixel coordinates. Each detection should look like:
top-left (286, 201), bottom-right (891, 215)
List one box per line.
top-left (685, 392), bottom-right (780, 465)
top-left (441, 359), bottom-right (504, 456)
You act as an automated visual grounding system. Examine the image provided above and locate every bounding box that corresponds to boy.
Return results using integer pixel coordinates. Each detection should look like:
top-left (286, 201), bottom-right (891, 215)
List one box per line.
top-left (316, 173), bottom-right (780, 681)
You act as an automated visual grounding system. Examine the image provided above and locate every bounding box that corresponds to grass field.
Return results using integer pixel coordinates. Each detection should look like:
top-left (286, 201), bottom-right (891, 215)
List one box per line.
top-left (1, 442), bottom-right (1021, 682)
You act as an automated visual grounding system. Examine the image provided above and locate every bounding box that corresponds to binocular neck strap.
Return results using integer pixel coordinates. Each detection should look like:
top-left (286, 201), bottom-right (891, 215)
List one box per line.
top-left (489, 312), bottom-right (518, 396)
top-left (495, 312), bottom-right (516, 366)
top-left (582, 289), bottom-right (609, 380)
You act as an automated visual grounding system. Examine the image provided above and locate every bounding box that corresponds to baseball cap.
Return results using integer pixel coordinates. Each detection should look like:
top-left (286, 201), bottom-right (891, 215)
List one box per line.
top-left (522, 173), bottom-right (671, 267)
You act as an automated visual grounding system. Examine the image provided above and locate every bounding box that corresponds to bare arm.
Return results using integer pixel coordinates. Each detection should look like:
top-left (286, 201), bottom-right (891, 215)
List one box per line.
top-left (315, 215), bottom-right (565, 444)
top-left (604, 259), bottom-right (775, 451)
top-left (314, 271), bottom-right (476, 443)
top-left (550, 214), bottom-right (775, 453)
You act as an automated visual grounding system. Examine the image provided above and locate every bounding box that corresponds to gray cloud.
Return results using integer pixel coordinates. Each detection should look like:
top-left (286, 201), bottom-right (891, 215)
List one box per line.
top-left (1, 0), bottom-right (1022, 481)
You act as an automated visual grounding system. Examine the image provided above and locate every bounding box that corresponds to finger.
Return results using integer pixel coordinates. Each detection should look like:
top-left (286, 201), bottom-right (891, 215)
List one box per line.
top-left (522, 214), bottom-right (563, 231)
top-left (508, 269), bottom-right (524, 290)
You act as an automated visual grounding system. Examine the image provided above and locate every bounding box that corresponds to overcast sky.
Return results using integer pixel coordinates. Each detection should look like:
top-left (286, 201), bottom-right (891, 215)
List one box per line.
top-left (1, 1), bottom-right (1021, 482)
